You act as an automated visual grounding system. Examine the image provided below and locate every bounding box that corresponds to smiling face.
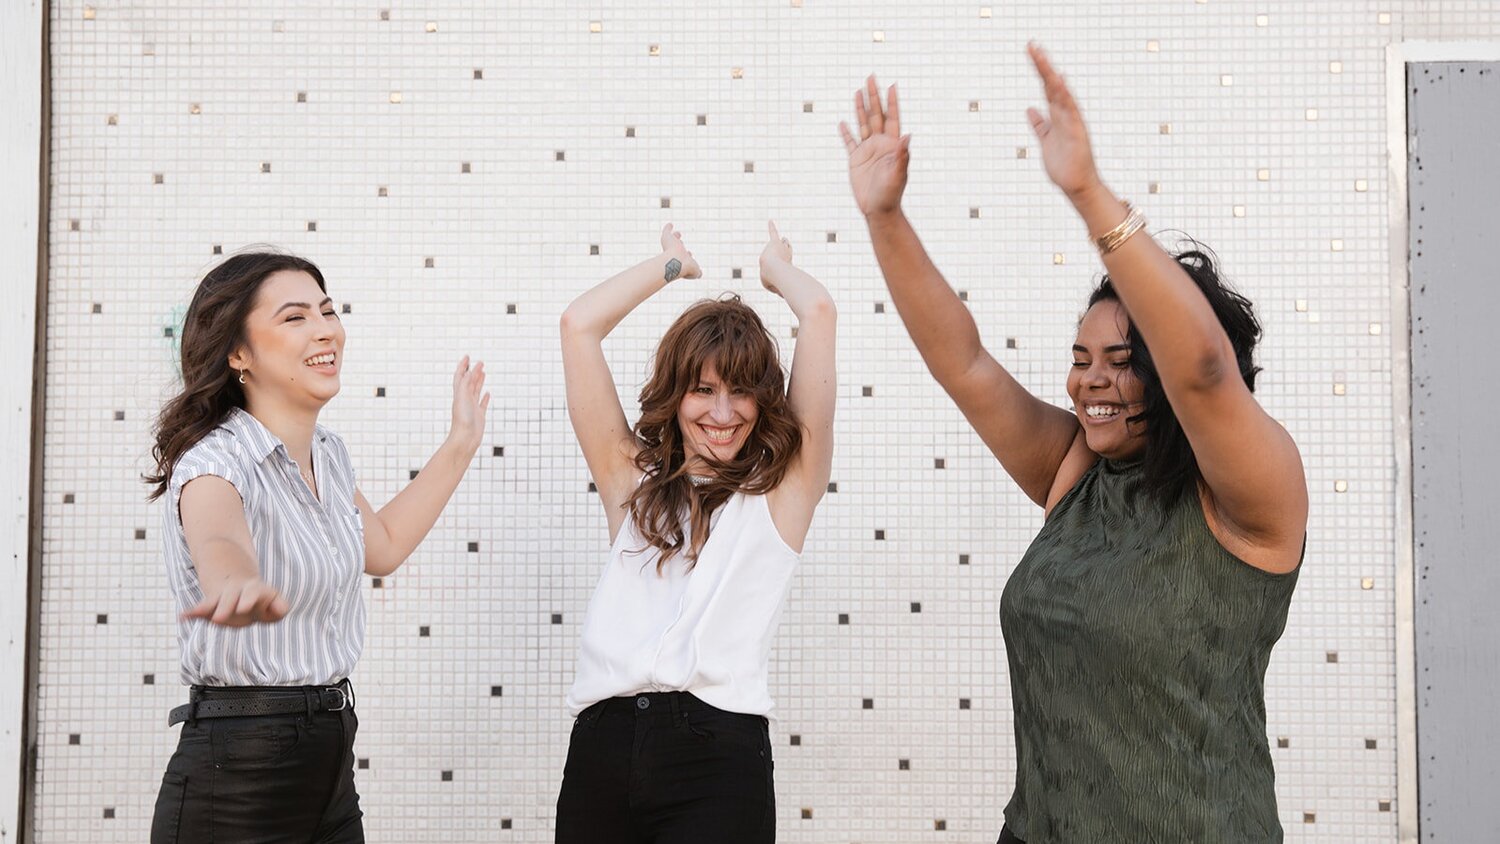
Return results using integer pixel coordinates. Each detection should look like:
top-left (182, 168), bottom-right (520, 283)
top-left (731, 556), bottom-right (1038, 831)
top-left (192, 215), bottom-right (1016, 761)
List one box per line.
top-left (676, 362), bottom-right (760, 470)
top-left (1067, 299), bottom-right (1147, 461)
top-left (229, 269), bottom-right (345, 414)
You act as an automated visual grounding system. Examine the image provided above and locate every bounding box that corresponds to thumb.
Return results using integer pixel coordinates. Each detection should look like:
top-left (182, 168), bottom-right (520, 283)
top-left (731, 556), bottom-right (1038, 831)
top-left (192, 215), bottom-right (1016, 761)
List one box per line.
top-left (181, 596), bottom-right (214, 621)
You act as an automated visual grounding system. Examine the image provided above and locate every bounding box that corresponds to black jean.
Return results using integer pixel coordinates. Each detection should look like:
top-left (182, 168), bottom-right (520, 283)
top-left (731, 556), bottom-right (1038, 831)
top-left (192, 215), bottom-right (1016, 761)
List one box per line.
top-left (556, 692), bottom-right (775, 844)
top-left (150, 688), bottom-right (363, 844)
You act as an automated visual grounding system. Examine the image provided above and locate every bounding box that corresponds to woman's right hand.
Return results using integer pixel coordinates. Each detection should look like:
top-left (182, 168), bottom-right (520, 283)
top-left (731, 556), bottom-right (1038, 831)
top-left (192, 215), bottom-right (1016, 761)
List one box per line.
top-left (182, 576), bottom-right (289, 627)
top-left (840, 76), bottom-right (910, 219)
top-left (659, 223), bottom-right (702, 281)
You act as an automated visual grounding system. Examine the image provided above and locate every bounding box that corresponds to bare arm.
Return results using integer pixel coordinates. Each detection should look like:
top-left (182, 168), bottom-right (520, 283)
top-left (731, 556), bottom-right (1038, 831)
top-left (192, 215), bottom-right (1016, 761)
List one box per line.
top-left (179, 477), bottom-right (289, 626)
top-left (1027, 43), bottom-right (1306, 570)
top-left (842, 77), bottom-right (1083, 506)
top-left (359, 356), bottom-right (490, 576)
top-left (560, 224), bottom-right (701, 539)
top-left (759, 222), bottom-right (837, 549)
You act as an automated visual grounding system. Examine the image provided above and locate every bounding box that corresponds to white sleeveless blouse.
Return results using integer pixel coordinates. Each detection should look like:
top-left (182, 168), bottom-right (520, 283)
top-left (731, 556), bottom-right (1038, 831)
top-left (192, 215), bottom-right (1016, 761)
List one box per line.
top-left (566, 491), bottom-right (802, 717)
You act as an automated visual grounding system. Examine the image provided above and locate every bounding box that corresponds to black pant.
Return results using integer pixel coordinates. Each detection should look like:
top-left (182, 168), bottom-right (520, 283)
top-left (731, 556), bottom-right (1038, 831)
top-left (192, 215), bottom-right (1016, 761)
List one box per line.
top-left (151, 689), bottom-right (364, 843)
top-left (556, 692), bottom-right (775, 843)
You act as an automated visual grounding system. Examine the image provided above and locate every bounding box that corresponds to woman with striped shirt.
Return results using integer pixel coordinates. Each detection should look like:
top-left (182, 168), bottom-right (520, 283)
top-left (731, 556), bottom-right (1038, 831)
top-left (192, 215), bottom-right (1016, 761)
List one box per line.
top-left (144, 251), bottom-right (489, 843)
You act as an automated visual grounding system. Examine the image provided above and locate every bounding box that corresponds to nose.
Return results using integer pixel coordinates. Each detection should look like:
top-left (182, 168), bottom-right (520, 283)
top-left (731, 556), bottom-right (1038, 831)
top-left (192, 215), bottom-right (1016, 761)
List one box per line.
top-left (710, 392), bottom-right (735, 424)
top-left (314, 311), bottom-right (337, 342)
top-left (1081, 362), bottom-right (1111, 389)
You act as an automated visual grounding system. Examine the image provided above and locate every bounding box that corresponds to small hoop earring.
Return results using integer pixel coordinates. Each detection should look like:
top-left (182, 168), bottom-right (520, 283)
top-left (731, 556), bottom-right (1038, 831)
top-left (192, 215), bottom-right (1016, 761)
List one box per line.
top-left (238, 370), bottom-right (247, 385)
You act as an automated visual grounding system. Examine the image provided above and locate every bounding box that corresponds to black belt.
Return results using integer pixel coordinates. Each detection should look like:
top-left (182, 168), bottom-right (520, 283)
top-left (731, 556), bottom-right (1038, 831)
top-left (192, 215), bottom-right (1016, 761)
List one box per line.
top-left (168, 681), bottom-right (353, 726)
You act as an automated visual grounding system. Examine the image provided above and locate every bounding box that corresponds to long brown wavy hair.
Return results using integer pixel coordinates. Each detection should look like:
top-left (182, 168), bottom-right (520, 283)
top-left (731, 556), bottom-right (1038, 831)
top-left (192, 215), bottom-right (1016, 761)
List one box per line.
top-left (145, 251), bottom-right (327, 500)
top-left (627, 295), bottom-right (802, 571)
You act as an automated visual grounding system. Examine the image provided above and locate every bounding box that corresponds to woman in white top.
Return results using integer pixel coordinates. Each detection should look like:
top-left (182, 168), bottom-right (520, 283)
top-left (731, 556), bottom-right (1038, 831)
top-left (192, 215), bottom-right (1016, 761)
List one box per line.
top-left (144, 251), bottom-right (489, 843)
top-left (556, 223), bottom-right (836, 843)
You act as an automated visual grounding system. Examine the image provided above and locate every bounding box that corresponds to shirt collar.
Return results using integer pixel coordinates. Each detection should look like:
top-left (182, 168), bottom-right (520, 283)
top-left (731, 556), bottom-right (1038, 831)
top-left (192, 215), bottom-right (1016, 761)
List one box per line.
top-left (222, 406), bottom-right (286, 463)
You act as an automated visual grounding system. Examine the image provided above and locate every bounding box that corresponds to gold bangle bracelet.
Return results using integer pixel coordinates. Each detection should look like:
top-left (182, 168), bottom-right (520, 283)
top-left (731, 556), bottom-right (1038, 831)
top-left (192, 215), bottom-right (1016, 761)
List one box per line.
top-left (1095, 202), bottom-right (1148, 255)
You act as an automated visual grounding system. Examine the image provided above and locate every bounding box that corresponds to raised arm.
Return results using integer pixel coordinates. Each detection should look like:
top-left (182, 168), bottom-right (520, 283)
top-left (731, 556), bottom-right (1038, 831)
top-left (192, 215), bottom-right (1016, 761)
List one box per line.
top-left (179, 477), bottom-right (289, 626)
top-left (560, 225), bottom-right (701, 539)
top-left (356, 356), bottom-right (490, 576)
top-left (759, 222), bottom-right (836, 548)
top-left (842, 77), bottom-right (1084, 506)
top-left (1026, 43), bottom-right (1306, 570)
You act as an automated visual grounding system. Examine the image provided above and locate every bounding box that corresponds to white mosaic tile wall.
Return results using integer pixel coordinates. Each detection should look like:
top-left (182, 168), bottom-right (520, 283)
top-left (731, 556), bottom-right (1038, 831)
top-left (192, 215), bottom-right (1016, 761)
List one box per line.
top-left (32, 2), bottom-right (1500, 841)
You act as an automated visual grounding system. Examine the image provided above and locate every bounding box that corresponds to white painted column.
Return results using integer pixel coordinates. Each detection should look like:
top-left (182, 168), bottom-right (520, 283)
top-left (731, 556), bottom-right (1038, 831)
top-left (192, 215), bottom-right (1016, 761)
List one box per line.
top-left (0, 1), bottom-right (44, 840)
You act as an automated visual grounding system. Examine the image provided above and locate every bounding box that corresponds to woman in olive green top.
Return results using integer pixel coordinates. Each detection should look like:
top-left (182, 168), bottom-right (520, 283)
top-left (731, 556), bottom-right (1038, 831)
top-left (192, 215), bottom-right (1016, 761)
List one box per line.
top-left (841, 44), bottom-right (1307, 842)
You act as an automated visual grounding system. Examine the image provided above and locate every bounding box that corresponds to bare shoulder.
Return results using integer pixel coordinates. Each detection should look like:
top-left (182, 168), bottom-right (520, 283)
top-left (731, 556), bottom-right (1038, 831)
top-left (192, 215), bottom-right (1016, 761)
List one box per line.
top-left (1199, 484), bottom-right (1305, 575)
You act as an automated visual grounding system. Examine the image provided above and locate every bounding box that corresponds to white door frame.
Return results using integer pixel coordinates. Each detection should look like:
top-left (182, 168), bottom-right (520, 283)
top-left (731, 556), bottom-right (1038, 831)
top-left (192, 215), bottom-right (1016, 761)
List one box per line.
top-left (1384, 39), bottom-right (1500, 844)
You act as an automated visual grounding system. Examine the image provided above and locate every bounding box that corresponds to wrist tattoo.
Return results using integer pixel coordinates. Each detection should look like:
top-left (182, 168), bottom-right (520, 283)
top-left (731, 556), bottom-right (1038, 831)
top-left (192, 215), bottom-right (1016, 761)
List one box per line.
top-left (664, 258), bottom-right (682, 282)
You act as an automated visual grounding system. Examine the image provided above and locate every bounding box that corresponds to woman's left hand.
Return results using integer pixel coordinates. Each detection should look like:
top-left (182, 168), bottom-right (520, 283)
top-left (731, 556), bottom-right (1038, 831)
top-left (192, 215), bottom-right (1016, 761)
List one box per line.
top-left (759, 220), bottom-right (793, 297)
top-left (448, 355), bottom-right (490, 454)
top-left (1026, 42), bottom-right (1103, 200)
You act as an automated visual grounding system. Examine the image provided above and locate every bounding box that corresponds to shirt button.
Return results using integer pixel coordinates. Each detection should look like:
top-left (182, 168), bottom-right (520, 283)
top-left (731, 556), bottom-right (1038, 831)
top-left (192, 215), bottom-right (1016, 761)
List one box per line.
top-left (635, 696), bottom-right (650, 711)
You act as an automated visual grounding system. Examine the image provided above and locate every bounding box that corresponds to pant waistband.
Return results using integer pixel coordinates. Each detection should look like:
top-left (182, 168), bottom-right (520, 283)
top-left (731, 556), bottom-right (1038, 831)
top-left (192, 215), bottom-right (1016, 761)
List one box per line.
top-left (168, 679), bottom-right (354, 726)
top-left (583, 691), bottom-right (754, 720)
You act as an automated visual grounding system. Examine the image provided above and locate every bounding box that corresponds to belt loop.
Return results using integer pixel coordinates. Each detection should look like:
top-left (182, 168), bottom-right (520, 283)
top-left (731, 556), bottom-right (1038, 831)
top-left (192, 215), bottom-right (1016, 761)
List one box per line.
top-left (303, 687), bottom-right (315, 721)
top-left (343, 678), bottom-right (355, 711)
top-left (671, 693), bottom-right (682, 721)
top-left (187, 686), bottom-right (201, 726)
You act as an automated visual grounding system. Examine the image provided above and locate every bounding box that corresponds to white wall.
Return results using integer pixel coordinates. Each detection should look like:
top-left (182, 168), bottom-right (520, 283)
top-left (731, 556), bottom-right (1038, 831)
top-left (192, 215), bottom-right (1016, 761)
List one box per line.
top-left (31, 1), bottom-right (1500, 841)
top-left (1, 1), bottom-right (43, 840)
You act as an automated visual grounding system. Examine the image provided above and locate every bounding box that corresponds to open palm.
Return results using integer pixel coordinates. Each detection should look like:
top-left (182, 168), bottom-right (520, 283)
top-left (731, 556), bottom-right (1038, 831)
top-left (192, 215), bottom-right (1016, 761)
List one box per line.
top-left (841, 77), bottom-right (909, 217)
top-left (1026, 43), bottom-right (1101, 198)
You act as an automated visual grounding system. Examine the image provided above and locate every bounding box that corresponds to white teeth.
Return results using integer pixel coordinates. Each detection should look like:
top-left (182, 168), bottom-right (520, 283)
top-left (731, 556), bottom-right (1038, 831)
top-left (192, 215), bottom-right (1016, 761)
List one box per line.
top-left (702, 425), bottom-right (738, 443)
top-left (304, 353), bottom-right (335, 366)
top-left (1085, 405), bottom-right (1120, 418)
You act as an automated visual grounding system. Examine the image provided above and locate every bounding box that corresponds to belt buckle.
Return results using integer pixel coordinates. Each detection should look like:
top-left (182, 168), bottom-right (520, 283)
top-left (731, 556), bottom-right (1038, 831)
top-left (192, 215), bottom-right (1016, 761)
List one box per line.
top-left (325, 687), bottom-right (348, 712)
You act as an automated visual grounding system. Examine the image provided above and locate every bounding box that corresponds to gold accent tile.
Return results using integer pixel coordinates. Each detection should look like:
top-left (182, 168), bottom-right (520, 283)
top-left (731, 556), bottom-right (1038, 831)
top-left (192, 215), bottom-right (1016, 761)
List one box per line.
top-left (389, 91), bottom-right (403, 103)
top-left (1015, 147), bottom-right (1027, 159)
top-left (1160, 122), bottom-right (1172, 134)
top-left (1378, 12), bottom-right (1392, 25)
top-left (1333, 382), bottom-right (1346, 396)
top-left (731, 67), bottom-right (744, 79)
top-left (1361, 576), bottom-right (1374, 589)
top-left (1326, 651), bottom-right (1339, 663)
top-left (1052, 252), bottom-right (1065, 265)
top-left (1303, 812), bottom-right (1316, 824)
top-left (425, 21), bottom-right (438, 33)
top-left (649, 44), bottom-right (661, 57)
top-left (1305, 108), bottom-right (1319, 121)
top-left (1308, 312), bottom-right (1321, 324)
top-left (1295, 299), bottom-right (1308, 312)
top-left (107, 114), bottom-right (117, 125)
top-left (1355, 179), bottom-right (1368, 192)
top-left (1232, 205), bottom-right (1246, 218)
top-left (1149, 182), bottom-right (1162, 194)
top-left (189, 103), bottom-right (201, 115)
top-left (1256, 14), bottom-right (1269, 26)
top-left (872, 30), bottom-right (885, 42)
top-left (791, 0), bottom-right (803, 6)
top-left (1257, 168), bottom-right (1270, 181)
top-left (979, 7), bottom-right (992, 18)
top-left (1220, 74), bottom-right (1234, 87)
top-left (1330, 238), bottom-right (1344, 252)
top-left (142, 42), bottom-right (155, 56)
top-left (83, 5), bottom-right (95, 19)
top-left (969, 100), bottom-right (980, 111)
top-left (1369, 322), bottom-right (1382, 335)
top-left (1334, 480), bottom-right (1348, 493)
top-left (1329, 60), bottom-right (1343, 74)
top-left (1146, 40), bottom-right (1160, 53)
top-left (272, 20), bottom-right (285, 33)
top-left (589, 20), bottom-right (602, 33)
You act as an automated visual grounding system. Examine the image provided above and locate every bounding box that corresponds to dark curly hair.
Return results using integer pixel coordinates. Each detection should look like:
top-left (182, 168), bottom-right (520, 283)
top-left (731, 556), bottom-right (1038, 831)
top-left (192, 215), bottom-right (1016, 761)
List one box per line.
top-left (145, 251), bottom-right (326, 500)
top-left (1086, 243), bottom-right (1262, 503)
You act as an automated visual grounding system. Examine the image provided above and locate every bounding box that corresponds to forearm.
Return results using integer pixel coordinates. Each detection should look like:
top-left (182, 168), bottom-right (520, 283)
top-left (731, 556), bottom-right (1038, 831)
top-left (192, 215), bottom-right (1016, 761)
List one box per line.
top-left (560, 252), bottom-right (679, 340)
top-left (1069, 181), bottom-right (1233, 385)
top-left (864, 210), bottom-right (987, 383)
top-left (190, 537), bottom-right (262, 594)
top-left (761, 259), bottom-right (834, 318)
top-left (370, 436), bottom-right (473, 573)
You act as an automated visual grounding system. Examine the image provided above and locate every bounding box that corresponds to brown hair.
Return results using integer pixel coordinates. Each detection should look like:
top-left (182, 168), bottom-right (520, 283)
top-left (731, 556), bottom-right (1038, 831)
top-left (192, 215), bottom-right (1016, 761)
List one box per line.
top-left (627, 295), bottom-right (802, 571)
top-left (145, 251), bottom-right (327, 500)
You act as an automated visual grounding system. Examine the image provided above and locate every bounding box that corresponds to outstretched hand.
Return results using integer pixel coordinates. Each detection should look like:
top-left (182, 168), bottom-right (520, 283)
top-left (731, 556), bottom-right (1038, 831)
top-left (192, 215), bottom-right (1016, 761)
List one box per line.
top-left (182, 577), bottom-right (289, 627)
top-left (448, 355), bottom-right (490, 454)
top-left (840, 76), bottom-right (910, 218)
top-left (1026, 42), bottom-right (1102, 199)
top-left (759, 220), bottom-right (793, 298)
top-left (660, 223), bottom-right (703, 281)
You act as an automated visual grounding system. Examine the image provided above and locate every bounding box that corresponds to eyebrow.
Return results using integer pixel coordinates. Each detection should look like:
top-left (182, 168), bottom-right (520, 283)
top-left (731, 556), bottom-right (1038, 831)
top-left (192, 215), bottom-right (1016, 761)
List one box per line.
top-left (1072, 343), bottom-right (1132, 354)
top-left (273, 297), bottom-right (333, 316)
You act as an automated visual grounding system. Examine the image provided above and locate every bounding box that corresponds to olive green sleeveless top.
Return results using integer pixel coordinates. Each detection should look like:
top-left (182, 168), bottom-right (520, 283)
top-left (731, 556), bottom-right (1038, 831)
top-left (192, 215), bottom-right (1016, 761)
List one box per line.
top-left (999, 458), bottom-right (1299, 843)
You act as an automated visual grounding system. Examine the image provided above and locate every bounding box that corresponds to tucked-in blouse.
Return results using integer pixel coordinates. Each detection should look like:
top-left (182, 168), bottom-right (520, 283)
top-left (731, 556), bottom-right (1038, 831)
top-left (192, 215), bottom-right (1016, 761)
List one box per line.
top-left (163, 407), bottom-right (366, 686)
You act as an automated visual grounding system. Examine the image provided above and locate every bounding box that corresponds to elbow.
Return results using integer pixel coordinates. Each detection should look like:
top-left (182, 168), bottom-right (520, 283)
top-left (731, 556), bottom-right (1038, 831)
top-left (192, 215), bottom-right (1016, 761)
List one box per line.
top-left (1182, 341), bottom-right (1238, 392)
top-left (558, 306), bottom-right (583, 338)
top-left (803, 296), bottom-right (838, 324)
